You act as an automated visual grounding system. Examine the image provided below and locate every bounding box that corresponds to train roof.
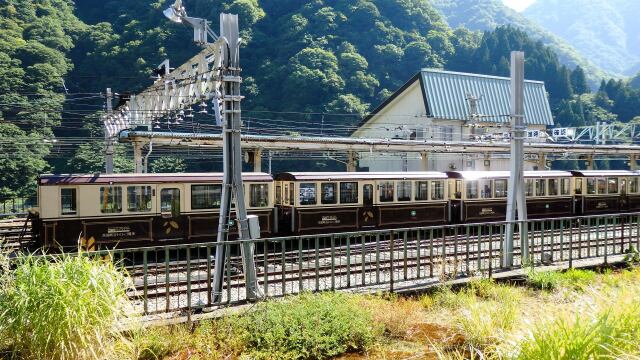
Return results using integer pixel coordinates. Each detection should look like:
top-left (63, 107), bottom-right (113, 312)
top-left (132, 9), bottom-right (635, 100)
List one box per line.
top-left (275, 172), bottom-right (448, 181)
top-left (446, 171), bottom-right (573, 179)
top-left (570, 170), bottom-right (640, 177)
top-left (38, 172), bottom-right (273, 185)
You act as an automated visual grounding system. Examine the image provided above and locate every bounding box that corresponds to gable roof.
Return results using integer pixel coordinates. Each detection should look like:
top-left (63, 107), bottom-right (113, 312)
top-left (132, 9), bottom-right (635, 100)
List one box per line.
top-left (356, 68), bottom-right (554, 132)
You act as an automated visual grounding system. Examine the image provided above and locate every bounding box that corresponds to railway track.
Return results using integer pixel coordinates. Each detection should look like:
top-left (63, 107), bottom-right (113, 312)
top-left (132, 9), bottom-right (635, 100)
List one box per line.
top-left (0, 218), bottom-right (31, 252)
top-left (125, 222), bottom-right (639, 315)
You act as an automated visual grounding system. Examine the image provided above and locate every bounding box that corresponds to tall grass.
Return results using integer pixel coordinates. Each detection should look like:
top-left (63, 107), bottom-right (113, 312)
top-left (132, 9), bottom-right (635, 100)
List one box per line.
top-left (0, 254), bottom-right (131, 360)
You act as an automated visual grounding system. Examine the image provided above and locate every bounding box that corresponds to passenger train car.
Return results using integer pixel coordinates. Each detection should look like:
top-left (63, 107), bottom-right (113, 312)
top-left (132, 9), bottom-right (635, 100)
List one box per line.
top-left (31, 170), bottom-right (640, 251)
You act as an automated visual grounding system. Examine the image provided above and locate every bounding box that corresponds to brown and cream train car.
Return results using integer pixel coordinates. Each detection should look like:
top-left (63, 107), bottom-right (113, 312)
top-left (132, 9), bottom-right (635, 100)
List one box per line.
top-left (570, 170), bottom-right (640, 215)
top-left (34, 173), bottom-right (274, 250)
top-left (274, 172), bottom-right (450, 235)
top-left (447, 171), bottom-right (575, 223)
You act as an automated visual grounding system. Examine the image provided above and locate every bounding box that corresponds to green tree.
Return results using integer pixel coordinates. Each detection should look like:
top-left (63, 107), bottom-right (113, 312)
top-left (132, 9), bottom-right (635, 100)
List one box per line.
top-left (570, 65), bottom-right (589, 94)
top-left (150, 157), bottom-right (187, 173)
top-left (66, 143), bottom-right (133, 174)
top-left (0, 124), bottom-right (49, 198)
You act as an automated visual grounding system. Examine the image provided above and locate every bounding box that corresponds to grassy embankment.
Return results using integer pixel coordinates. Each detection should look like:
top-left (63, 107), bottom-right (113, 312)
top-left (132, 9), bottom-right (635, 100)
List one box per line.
top-left (2, 247), bottom-right (640, 359)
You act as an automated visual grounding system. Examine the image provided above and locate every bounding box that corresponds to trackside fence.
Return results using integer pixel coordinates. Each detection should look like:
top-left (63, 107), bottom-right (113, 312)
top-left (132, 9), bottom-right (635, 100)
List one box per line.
top-left (85, 212), bottom-right (640, 316)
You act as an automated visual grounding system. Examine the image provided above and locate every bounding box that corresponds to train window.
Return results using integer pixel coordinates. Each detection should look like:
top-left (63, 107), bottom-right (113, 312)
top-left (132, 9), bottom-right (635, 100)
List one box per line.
top-left (415, 181), bottom-right (428, 201)
top-left (525, 179), bottom-right (534, 197)
top-left (479, 180), bottom-right (492, 199)
top-left (587, 178), bottom-right (596, 194)
top-left (191, 185), bottom-right (222, 209)
top-left (607, 178), bottom-right (618, 194)
top-left (548, 179), bottom-right (559, 196)
top-left (379, 181), bottom-right (394, 202)
top-left (455, 180), bottom-right (462, 199)
top-left (275, 185), bottom-right (282, 205)
top-left (494, 179), bottom-right (507, 198)
top-left (466, 180), bottom-right (478, 199)
top-left (397, 181), bottom-right (412, 201)
top-left (340, 182), bottom-right (358, 204)
top-left (127, 186), bottom-right (152, 212)
top-left (60, 188), bottom-right (76, 215)
top-left (299, 183), bottom-right (317, 205)
top-left (597, 178), bottom-right (606, 194)
top-left (250, 184), bottom-right (269, 207)
top-left (535, 179), bottom-right (545, 196)
top-left (289, 183), bottom-right (294, 206)
top-left (630, 178), bottom-right (639, 193)
top-left (161, 188), bottom-right (180, 217)
top-left (100, 186), bottom-right (122, 213)
top-left (431, 180), bottom-right (444, 200)
top-left (321, 183), bottom-right (337, 204)
top-left (561, 178), bottom-right (571, 195)
top-left (575, 178), bottom-right (583, 195)
top-left (284, 183), bottom-right (289, 204)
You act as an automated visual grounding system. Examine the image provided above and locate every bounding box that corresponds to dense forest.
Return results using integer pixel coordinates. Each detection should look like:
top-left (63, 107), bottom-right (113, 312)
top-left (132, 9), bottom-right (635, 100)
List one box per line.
top-left (0, 0), bottom-right (639, 198)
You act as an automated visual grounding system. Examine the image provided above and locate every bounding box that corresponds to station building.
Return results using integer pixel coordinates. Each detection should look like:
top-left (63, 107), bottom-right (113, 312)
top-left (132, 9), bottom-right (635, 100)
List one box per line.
top-left (351, 69), bottom-right (554, 172)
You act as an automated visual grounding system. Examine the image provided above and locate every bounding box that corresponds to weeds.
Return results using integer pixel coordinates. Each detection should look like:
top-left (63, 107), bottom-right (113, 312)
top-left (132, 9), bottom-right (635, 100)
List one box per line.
top-left (0, 254), bottom-right (131, 360)
top-left (526, 269), bottom-right (563, 290)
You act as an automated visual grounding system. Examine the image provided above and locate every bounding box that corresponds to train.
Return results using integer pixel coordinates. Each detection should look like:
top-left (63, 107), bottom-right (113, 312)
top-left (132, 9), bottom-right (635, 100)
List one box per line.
top-left (31, 170), bottom-right (640, 251)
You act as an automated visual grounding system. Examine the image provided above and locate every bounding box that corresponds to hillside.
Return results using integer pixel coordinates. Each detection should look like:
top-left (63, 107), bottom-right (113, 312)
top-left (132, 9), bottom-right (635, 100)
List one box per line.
top-left (525, 0), bottom-right (640, 76)
top-left (431, 0), bottom-right (615, 85)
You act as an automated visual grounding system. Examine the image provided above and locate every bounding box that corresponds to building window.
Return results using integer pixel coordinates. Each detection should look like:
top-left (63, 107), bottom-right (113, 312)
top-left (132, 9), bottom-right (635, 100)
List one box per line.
top-left (608, 178), bottom-right (618, 194)
top-left (161, 188), bottom-right (180, 217)
top-left (548, 179), bottom-right (559, 196)
top-left (340, 182), bottom-right (358, 204)
top-left (60, 188), bottom-right (77, 215)
top-left (250, 184), bottom-right (269, 207)
top-left (397, 181), bottom-right (412, 201)
top-left (299, 183), bottom-right (317, 205)
top-left (127, 186), bottom-right (152, 212)
top-left (379, 181), bottom-right (394, 202)
top-left (561, 178), bottom-right (571, 195)
top-left (466, 180), bottom-right (478, 199)
top-left (321, 183), bottom-right (337, 204)
top-left (415, 181), bottom-right (428, 201)
top-left (191, 185), bottom-right (222, 209)
top-left (494, 179), bottom-right (507, 198)
top-left (100, 186), bottom-right (122, 213)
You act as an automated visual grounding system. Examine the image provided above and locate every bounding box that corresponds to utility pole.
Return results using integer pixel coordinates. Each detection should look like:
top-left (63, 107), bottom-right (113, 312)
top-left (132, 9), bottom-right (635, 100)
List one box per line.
top-left (210, 14), bottom-right (262, 301)
top-left (503, 51), bottom-right (528, 268)
top-left (105, 88), bottom-right (114, 174)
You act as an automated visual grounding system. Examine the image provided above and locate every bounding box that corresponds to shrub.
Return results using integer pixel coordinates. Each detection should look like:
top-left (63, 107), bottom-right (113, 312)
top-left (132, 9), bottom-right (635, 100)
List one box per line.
top-left (358, 295), bottom-right (423, 338)
top-left (235, 292), bottom-right (381, 359)
top-left (526, 270), bottom-right (563, 291)
top-left (0, 254), bottom-right (131, 360)
top-left (559, 269), bottom-right (596, 290)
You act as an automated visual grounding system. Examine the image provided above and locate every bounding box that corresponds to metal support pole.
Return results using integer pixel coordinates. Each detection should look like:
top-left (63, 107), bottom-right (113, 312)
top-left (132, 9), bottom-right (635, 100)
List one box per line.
top-left (538, 152), bottom-right (546, 170)
top-left (212, 13), bottom-right (262, 302)
top-left (268, 150), bottom-right (273, 174)
top-left (504, 51), bottom-right (528, 268)
top-left (586, 155), bottom-right (594, 170)
top-left (133, 142), bottom-right (143, 173)
top-left (105, 88), bottom-right (114, 174)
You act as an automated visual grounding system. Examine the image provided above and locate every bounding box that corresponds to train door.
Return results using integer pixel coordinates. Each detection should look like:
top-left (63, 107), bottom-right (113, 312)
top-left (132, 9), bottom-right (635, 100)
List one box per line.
top-left (156, 185), bottom-right (184, 241)
top-left (360, 183), bottom-right (376, 228)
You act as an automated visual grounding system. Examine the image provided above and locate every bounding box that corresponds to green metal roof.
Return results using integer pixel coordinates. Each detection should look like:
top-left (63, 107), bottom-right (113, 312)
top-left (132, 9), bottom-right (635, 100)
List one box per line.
top-left (420, 69), bottom-right (554, 126)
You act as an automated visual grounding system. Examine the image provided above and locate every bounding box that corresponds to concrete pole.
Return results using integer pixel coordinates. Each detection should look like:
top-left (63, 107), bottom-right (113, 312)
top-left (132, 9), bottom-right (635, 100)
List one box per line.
top-left (586, 155), bottom-right (594, 170)
top-left (346, 151), bottom-right (357, 172)
top-left (420, 151), bottom-right (428, 171)
top-left (537, 152), bottom-right (546, 170)
top-left (503, 51), bottom-right (528, 268)
top-left (630, 155), bottom-right (639, 171)
top-left (105, 88), bottom-right (115, 174)
top-left (133, 142), bottom-right (143, 173)
top-left (253, 149), bottom-right (262, 172)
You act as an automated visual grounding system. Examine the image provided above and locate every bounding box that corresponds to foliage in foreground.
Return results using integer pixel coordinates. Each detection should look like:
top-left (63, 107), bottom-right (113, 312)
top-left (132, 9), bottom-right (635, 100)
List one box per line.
top-left (0, 254), bottom-right (131, 360)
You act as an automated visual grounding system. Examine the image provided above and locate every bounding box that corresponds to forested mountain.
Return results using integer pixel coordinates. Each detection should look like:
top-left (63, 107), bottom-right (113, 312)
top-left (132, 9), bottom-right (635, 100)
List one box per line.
top-left (0, 0), bottom-right (639, 197)
top-left (431, 0), bottom-right (613, 86)
top-left (524, 0), bottom-right (640, 76)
